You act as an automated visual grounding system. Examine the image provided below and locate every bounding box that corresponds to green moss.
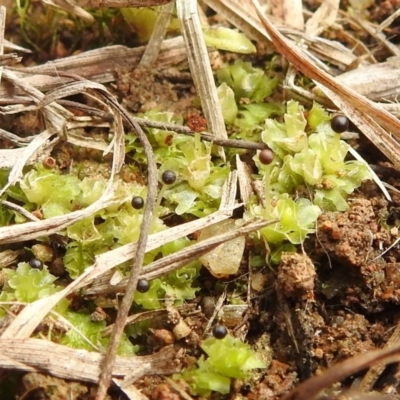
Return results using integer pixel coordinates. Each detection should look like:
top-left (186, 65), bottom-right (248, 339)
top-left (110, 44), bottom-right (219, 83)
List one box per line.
top-left (177, 335), bottom-right (266, 395)
top-left (0, 262), bottom-right (69, 314)
top-left (259, 100), bottom-right (371, 212)
top-left (134, 238), bottom-right (201, 309)
top-left (217, 60), bottom-right (278, 103)
top-left (62, 310), bottom-right (138, 355)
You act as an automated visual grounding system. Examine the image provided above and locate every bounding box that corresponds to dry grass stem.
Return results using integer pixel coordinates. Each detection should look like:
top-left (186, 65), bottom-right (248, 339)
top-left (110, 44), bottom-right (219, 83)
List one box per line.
top-left (176, 0), bottom-right (228, 150)
top-left (0, 338), bottom-right (179, 384)
top-left (350, 14), bottom-right (400, 58)
top-left (282, 341), bottom-right (400, 400)
top-left (378, 7), bottom-right (400, 32)
top-left (0, 37), bottom-right (188, 95)
top-left (305, 0), bottom-right (338, 35)
top-left (0, 6), bottom-right (5, 83)
top-left (236, 155), bottom-right (253, 205)
top-left (139, 2), bottom-right (175, 66)
top-left (359, 321), bottom-right (400, 391)
top-left (42, 0), bottom-right (94, 21)
top-left (86, 218), bottom-right (278, 296)
top-left (112, 379), bottom-right (150, 400)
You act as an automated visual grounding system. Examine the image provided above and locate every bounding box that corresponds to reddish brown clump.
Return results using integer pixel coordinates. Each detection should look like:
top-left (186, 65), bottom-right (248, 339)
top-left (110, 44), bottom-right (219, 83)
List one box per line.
top-left (186, 113), bottom-right (207, 132)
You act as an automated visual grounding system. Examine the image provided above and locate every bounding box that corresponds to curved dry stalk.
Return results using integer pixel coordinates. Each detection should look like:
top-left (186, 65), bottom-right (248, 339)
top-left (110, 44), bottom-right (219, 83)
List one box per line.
top-left (282, 341), bottom-right (400, 400)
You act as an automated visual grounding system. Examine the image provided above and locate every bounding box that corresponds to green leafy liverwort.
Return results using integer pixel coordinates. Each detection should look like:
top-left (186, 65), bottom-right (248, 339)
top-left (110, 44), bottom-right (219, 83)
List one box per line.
top-left (216, 61), bottom-right (370, 254)
top-left (176, 335), bottom-right (266, 396)
top-left (248, 100), bottom-right (371, 252)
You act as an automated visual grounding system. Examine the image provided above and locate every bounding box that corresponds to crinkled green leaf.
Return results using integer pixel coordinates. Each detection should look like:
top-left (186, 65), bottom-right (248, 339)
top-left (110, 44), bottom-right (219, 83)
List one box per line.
top-left (0, 263), bottom-right (68, 314)
top-left (133, 278), bottom-right (164, 309)
top-left (64, 242), bottom-right (94, 279)
top-left (201, 336), bottom-right (266, 378)
top-left (217, 60), bottom-right (278, 103)
top-left (176, 336), bottom-right (265, 395)
top-left (62, 310), bottom-right (137, 355)
top-left (253, 195), bottom-right (321, 245)
top-left (217, 82), bottom-right (238, 125)
top-left (204, 27), bottom-right (256, 54)
top-left (21, 165), bottom-right (81, 218)
top-left (307, 101), bottom-right (331, 129)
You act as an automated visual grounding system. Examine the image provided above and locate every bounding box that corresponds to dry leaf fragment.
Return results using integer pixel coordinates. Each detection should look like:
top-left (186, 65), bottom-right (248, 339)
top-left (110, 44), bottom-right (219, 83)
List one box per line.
top-left (305, 0), bottom-right (340, 36)
top-left (199, 219), bottom-right (246, 277)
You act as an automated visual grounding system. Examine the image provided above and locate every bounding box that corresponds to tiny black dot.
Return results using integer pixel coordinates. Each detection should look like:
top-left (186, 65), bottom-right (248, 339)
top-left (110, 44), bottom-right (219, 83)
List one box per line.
top-left (161, 170), bottom-right (176, 185)
top-left (212, 324), bottom-right (228, 339)
top-left (29, 258), bottom-right (42, 269)
top-left (330, 115), bottom-right (349, 133)
top-left (131, 196), bottom-right (144, 210)
top-left (259, 148), bottom-right (274, 165)
top-left (136, 278), bottom-right (150, 293)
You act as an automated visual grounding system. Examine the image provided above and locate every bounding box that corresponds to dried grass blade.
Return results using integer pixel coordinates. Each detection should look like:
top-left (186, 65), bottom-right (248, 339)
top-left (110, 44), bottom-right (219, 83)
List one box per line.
top-left (316, 82), bottom-right (400, 171)
top-left (282, 341), bottom-right (400, 400)
top-left (0, 338), bottom-right (178, 384)
top-left (41, 0), bottom-right (94, 21)
top-left (2, 69), bottom-right (73, 132)
top-left (0, 195), bottom-right (117, 244)
top-left (139, 2), bottom-right (175, 67)
top-left (176, 0), bottom-right (228, 150)
top-left (0, 6), bottom-right (5, 82)
top-left (0, 137), bottom-right (56, 169)
top-left (0, 129), bottom-right (58, 197)
top-left (305, 0), bottom-right (339, 35)
top-left (111, 218), bottom-right (279, 285)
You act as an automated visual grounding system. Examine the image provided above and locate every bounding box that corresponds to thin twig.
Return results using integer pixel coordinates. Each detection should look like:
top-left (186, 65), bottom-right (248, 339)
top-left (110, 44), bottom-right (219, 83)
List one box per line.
top-left (93, 92), bottom-right (158, 399)
top-left (1, 201), bottom-right (41, 222)
top-left (135, 117), bottom-right (269, 150)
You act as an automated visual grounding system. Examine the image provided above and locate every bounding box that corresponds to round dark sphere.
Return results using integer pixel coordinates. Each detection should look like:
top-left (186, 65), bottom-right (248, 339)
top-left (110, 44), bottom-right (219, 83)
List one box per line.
top-left (161, 170), bottom-right (177, 185)
top-left (136, 278), bottom-right (150, 293)
top-left (212, 324), bottom-right (228, 339)
top-left (330, 115), bottom-right (349, 133)
top-left (259, 148), bottom-right (274, 165)
top-left (131, 196), bottom-right (144, 210)
top-left (29, 258), bottom-right (42, 269)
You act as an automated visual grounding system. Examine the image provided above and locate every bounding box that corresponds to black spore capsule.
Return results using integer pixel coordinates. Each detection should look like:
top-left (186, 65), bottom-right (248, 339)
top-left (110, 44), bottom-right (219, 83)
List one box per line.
top-left (330, 115), bottom-right (349, 133)
top-left (161, 170), bottom-right (176, 185)
top-left (212, 324), bottom-right (228, 339)
top-left (29, 258), bottom-right (42, 269)
top-left (131, 196), bottom-right (144, 210)
top-left (259, 148), bottom-right (274, 165)
top-left (136, 278), bottom-right (150, 293)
